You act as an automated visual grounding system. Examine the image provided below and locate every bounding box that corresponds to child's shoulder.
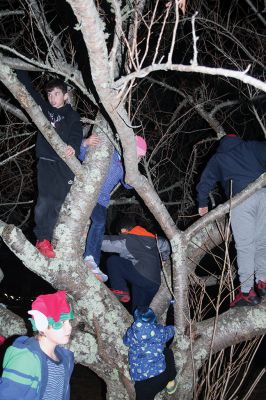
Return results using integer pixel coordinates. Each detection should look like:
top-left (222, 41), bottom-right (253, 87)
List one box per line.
top-left (4, 337), bottom-right (41, 372)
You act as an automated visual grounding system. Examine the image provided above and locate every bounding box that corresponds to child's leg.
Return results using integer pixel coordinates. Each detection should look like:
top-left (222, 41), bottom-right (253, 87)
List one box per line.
top-left (135, 380), bottom-right (156, 400)
top-left (34, 160), bottom-right (58, 241)
top-left (135, 372), bottom-right (169, 400)
top-left (131, 283), bottom-right (160, 311)
top-left (135, 350), bottom-right (177, 399)
top-left (106, 255), bottom-right (130, 291)
top-left (84, 203), bottom-right (107, 265)
top-left (50, 161), bottom-right (74, 234)
top-left (164, 348), bottom-right (177, 382)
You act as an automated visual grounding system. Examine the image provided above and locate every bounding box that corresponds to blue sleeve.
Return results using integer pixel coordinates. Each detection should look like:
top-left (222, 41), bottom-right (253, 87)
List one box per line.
top-left (157, 238), bottom-right (171, 261)
top-left (101, 235), bottom-right (126, 254)
top-left (121, 177), bottom-right (133, 190)
top-left (113, 151), bottom-right (132, 189)
top-left (78, 143), bottom-right (87, 162)
top-left (0, 346), bottom-right (40, 400)
top-left (196, 156), bottom-right (220, 207)
top-left (123, 328), bottom-right (132, 347)
top-left (161, 325), bottom-right (175, 343)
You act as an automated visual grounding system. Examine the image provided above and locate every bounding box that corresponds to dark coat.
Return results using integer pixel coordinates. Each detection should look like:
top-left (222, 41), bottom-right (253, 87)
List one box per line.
top-left (101, 226), bottom-right (171, 284)
top-left (197, 136), bottom-right (266, 207)
top-left (16, 70), bottom-right (83, 161)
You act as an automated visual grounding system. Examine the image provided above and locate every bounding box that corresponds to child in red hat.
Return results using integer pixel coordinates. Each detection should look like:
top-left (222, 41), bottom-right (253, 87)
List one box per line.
top-left (0, 291), bottom-right (74, 400)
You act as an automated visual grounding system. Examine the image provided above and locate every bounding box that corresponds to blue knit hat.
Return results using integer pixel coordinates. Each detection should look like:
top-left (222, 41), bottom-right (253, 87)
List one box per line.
top-left (133, 307), bottom-right (157, 324)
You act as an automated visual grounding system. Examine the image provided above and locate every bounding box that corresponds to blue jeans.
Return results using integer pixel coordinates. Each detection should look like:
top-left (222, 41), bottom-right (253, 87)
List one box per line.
top-left (84, 203), bottom-right (107, 265)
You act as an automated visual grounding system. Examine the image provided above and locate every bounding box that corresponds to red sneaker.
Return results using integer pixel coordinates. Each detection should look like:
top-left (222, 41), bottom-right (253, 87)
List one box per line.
top-left (111, 289), bottom-right (130, 303)
top-left (230, 288), bottom-right (261, 308)
top-left (36, 240), bottom-right (56, 258)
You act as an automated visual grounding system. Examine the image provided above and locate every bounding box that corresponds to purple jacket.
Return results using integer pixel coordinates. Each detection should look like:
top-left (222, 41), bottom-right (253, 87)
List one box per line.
top-left (79, 146), bottom-right (131, 207)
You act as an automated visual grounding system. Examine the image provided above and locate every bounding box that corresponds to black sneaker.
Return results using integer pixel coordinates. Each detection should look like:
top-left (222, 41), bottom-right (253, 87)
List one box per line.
top-left (230, 288), bottom-right (261, 307)
top-left (256, 280), bottom-right (266, 297)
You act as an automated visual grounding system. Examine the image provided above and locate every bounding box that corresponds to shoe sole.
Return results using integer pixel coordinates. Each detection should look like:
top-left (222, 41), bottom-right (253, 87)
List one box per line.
top-left (166, 383), bottom-right (178, 394)
top-left (230, 300), bottom-right (261, 307)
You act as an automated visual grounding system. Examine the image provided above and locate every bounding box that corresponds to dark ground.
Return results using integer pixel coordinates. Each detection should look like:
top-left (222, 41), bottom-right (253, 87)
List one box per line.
top-left (71, 364), bottom-right (105, 400)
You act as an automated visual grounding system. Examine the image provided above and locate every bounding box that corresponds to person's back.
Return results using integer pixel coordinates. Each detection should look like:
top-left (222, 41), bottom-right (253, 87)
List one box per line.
top-left (102, 221), bottom-right (171, 310)
top-left (204, 136), bottom-right (266, 197)
top-left (123, 308), bottom-right (177, 400)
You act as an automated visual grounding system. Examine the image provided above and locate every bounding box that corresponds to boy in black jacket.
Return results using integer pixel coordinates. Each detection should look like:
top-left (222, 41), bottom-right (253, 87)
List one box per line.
top-left (16, 71), bottom-right (83, 257)
top-left (101, 217), bottom-right (171, 311)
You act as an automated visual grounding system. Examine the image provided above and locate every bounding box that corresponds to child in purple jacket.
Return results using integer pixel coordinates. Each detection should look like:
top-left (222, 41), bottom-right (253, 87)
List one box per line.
top-left (79, 134), bottom-right (147, 281)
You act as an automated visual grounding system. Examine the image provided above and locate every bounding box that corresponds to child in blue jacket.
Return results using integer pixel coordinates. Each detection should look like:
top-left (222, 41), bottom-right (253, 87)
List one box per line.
top-left (79, 134), bottom-right (147, 281)
top-left (123, 307), bottom-right (177, 400)
top-left (0, 291), bottom-right (74, 400)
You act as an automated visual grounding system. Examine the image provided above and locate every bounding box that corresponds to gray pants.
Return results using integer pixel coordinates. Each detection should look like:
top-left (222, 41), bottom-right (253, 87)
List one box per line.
top-left (231, 188), bottom-right (266, 292)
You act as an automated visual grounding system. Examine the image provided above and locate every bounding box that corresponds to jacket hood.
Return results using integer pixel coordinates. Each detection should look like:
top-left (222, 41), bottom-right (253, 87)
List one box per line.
top-left (217, 135), bottom-right (242, 153)
top-left (126, 226), bottom-right (155, 238)
top-left (12, 336), bottom-right (39, 351)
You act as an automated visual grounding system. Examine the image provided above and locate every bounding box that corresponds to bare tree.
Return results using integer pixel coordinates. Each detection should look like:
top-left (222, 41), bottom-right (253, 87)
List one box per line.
top-left (0, 1), bottom-right (266, 399)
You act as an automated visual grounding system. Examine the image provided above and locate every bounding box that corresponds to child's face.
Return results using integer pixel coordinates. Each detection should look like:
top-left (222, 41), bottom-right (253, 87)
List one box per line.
top-left (47, 87), bottom-right (68, 108)
top-left (44, 319), bottom-right (72, 346)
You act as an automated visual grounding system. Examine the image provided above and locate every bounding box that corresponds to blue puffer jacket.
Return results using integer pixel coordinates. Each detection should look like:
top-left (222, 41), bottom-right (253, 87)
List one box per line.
top-left (0, 336), bottom-right (74, 400)
top-left (123, 321), bottom-right (175, 381)
top-left (197, 136), bottom-right (266, 207)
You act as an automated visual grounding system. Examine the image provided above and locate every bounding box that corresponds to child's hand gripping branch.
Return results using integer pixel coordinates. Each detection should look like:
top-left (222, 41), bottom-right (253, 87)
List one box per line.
top-left (83, 133), bottom-right (101, 147)
top-left (65, 145), bottom-right (75, 157)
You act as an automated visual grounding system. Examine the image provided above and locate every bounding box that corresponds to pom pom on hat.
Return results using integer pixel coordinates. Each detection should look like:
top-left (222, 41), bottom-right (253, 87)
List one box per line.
top-left (135, 135), bottom-right (147, 157)
top-left (28, 291), bottom-right (73, 331)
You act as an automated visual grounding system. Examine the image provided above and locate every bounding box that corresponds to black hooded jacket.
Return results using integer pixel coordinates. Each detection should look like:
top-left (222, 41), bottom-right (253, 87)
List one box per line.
top-left (101, 226), bottom-right (171, 285)
top-left (16, 70), bottom-right (83, 161)
top-left (197, 136), bottom-right (266, 207)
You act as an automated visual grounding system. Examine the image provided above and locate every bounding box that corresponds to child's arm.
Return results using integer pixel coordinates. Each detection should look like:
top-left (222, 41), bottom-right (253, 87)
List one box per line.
top-left (0, 345), bottom-right (41, 399)
top-left (162, 325), bottom-right (176, 342)
top-left (16, 70), bottom-right (50, 114)
top-left (157, 237), bottom-right (171, 261)
top-left (78, 133), bottom-right (100, 161)
top-left (123, 328), bottom-right (132, 346)
top-left (101, 235), bottom-right (126, 254)
top-left (65, 145), bottom-right (75, 157)
top-left (83, 134), bottom-right (101, 147)
top-left (120, 178), bottom-right (133, 190)
top-left (66, 112), bottom-right (83, 157)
